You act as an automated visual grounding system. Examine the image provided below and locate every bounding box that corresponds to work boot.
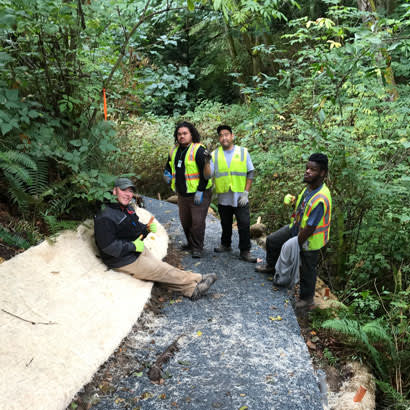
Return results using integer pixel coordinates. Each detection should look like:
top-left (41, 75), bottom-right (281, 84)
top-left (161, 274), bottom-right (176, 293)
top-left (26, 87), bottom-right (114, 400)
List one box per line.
top-left (180, 243), bottom-right (192, 251)
top-left (191, 274), bottom-right (217, 300)
top-left (295, 298), bottom-right (314, 309)
top-left (214, 245), bottom-right (232, 253)
top-left (255, 264), bottom-right (275, 273)
top-left (192, 249), bottom-right (202, 258)
top-left (240, 250), bottom-right (257, 263)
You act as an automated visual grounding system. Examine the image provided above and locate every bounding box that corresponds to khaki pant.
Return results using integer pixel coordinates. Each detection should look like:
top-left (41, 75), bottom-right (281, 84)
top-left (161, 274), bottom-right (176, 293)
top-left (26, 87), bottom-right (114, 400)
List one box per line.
top-left (115, 248), bottom-right (202, 298)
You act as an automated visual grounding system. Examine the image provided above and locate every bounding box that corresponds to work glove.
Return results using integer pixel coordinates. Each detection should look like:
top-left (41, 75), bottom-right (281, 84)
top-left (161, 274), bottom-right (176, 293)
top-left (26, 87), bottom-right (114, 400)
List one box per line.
top-left (163, 170), bottom-right (172, 185)
top-left (133, 235), bottom-right (144, 253)
top-left (238, 191), bottom-right (249, 207)
top-left (203, 148), bottom-right (212, 162)
top-left (148, 222), bottom-right (157, 233)
top-left (194, 191), bottom-right (204, 205)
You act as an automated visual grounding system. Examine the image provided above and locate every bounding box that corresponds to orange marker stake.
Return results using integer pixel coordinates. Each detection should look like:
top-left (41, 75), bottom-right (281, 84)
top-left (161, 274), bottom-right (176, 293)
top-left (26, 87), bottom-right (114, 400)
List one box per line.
top-left (353, 386), bottom-right (367, 402)
top-left (324, 288), bottom-right (330, 297)
top-left (103, 88), bottom-right (107, 120)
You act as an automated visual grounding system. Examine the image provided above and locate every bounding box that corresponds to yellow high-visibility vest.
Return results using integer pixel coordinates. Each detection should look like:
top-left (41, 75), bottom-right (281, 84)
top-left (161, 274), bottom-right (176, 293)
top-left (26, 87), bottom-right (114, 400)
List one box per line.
top-left (212, 146), bottom-right (248, 194)
top-left (169, 143), bottom-right (212, 193)
top-left (289, 184), bottom-right (332, 250)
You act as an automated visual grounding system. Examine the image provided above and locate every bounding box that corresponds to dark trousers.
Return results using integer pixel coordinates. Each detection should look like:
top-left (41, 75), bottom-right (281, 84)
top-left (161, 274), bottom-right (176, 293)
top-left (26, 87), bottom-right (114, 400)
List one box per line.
top-left (218, 204), bottom-right (251, 251)
top-left (266, 225), bottom-right (320, 300)
top-left (177, 189), bottom-right (212, 252)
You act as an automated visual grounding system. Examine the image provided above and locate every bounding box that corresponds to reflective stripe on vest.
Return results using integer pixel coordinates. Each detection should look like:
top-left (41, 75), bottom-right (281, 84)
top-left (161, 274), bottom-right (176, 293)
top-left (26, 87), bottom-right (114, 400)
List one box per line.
top-left (212, 146), bottom-right (247, 194)
top-left (169, 143), bottom-right (212, 193)
top-left (289, 184), bottom-right (332, 251)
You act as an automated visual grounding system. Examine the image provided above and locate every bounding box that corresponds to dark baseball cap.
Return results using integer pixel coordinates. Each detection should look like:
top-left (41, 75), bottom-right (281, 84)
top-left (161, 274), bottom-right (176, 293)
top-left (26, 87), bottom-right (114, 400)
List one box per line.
top-left (114, 177), bottom-right (135, 191)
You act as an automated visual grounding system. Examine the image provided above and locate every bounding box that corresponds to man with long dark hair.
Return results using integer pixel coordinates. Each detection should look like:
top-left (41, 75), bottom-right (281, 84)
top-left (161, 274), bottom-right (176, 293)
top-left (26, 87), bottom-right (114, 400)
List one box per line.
top-left (164, 122), bottom-right (212, 258)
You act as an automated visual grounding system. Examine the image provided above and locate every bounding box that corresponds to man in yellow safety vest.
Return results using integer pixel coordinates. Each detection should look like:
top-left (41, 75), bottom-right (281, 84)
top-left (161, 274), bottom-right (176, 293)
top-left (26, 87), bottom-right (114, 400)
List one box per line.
top-left (164, 122), bottom-right (212, 258)
top-left (255, 153), bottom-right (332, 309)
top-left (209, 125), bottom-right (257, 262)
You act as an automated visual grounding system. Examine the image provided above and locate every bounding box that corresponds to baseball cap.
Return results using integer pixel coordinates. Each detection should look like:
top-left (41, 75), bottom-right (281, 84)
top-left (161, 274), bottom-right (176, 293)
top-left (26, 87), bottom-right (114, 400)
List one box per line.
top-left (114, 177), bottom-right (136, 191)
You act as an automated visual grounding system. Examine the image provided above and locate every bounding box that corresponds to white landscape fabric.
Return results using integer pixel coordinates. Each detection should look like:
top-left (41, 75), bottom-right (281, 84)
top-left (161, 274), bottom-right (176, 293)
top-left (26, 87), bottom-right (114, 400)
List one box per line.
top-left (0, 207), bottom-right (168, 410)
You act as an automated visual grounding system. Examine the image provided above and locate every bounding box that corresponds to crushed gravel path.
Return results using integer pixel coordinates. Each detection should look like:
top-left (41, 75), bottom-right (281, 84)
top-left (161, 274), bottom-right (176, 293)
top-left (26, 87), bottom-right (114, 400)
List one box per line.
top-left (90, 197), bottom-right (322, 410)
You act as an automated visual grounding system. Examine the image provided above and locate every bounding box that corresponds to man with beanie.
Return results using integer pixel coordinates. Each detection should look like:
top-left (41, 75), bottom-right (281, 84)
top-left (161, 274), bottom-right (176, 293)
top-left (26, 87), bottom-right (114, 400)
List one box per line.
top-left (255, 154), bottom-right (332, 309)
top-left (94, 178), bottom-right (217, 300)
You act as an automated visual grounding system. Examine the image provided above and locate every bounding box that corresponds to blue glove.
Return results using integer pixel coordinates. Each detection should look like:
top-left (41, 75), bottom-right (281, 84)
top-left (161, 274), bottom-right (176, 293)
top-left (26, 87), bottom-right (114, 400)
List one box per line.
top-left (194, 191), bottom-right (204, 205)
top-left (163, 170), bottom-right (172, 185)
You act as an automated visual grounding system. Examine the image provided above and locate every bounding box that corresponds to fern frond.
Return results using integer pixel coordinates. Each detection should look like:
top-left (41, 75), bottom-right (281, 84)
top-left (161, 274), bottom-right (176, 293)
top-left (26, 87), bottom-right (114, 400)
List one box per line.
top-left (47, 197), bottom-right (72, 217)
top-left (376, 381), bottom-right (409, 409)
top-left (4, 171), bottom-right (32, 211)
top-left (362, 319), bottom-right (392, 344)
top-left (27, 158), bottom-right (48, 196)
top-left (0, 226), bottom-right (31, 249)
top-left (43, 214), bottom-right (79, 234)
top-left (0, 151), bottom-right (37, 170)
top-left (2, 164), bottom-right (32, 185)
top-left (322, 318), bottom-right (362, 339)
top-left (322, 318), bottom-right (387, 378)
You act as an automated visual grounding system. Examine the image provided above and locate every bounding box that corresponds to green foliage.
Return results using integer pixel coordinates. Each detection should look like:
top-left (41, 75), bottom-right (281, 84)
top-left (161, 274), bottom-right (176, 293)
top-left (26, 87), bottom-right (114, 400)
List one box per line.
top-left (318, 283), bottom-right (409, 406)
top-left (42, 215), bottom-right (80, 236)
top-left (0, 150), bottom-right (37, 186)
top-left (0, 225), bottom-right (31, 249)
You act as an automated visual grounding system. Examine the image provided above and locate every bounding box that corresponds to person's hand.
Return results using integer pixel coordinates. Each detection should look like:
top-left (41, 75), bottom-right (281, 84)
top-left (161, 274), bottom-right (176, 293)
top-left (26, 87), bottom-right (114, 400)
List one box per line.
top-left (146, 216), bottom-right (156, 233)
top-left (203, 148), bottom-right (212, 163)
top-left (194, 191), bottom-right (203, 205)
top-left (284, 194), bottom-right (296, 205)
top-left (163, 170), bottom-right (172, 185)
top-left (133, 235), bottom-right (144, 253)
top-left (238, 191), bottom-right (249, 207)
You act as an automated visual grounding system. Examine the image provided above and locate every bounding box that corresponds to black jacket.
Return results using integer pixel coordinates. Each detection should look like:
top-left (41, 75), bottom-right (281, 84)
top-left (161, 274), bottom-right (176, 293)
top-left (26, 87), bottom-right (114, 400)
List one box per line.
top-left (94, 203), bottom-right (149, 268)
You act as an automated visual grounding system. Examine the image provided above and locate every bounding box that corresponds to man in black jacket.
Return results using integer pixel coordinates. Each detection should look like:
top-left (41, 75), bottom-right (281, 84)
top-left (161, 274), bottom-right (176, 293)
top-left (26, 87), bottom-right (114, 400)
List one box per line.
top-left (94, 178), bottom-right (217, 300)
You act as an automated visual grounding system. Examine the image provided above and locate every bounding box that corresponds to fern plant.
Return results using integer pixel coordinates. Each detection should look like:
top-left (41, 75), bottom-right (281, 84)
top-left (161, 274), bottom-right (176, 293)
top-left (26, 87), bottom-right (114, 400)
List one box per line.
top-left (0, 151), bottom-right (37, 184)
top-left (0, 150), bottom-right (38, 212)
top-left (321, 284), bottom-right (410, 408)
top-left (0, 226), bottom-right (31, 249)
top-left (322, 317), bottom-right (391, 378)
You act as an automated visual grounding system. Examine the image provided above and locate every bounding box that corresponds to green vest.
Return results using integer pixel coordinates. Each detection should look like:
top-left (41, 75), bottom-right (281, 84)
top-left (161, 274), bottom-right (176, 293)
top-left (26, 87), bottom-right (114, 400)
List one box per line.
top-left (289, 183), bottom-right (332, 251)
top-left (169, 143), bottom-right (212, 193)
top-left (212, 146), bottom-right (248, 194)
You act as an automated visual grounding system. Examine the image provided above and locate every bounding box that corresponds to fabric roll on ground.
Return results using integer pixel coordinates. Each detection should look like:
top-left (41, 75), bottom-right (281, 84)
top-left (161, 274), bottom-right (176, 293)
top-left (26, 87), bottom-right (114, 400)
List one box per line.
top-left (0, 207), bottom-right (167, 410)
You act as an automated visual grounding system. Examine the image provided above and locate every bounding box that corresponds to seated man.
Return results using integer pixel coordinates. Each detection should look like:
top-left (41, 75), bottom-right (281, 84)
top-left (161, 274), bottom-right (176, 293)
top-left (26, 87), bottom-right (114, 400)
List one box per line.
top-left (94, 178), bottom-right (217, 300)
top-left (255, 154), bottom-right (332, 309)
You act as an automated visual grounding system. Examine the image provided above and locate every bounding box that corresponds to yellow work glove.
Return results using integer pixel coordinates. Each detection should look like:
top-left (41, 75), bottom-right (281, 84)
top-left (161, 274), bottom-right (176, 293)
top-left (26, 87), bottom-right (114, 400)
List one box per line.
top-left (133, 235), bottom-right (144, 253)
top-left (148, 222), bottom-right (157, 233)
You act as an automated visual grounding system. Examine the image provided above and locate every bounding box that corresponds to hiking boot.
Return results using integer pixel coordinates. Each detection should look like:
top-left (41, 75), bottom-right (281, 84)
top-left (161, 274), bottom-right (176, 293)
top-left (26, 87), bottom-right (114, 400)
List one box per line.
top-left (214, 245), bottom-right (232, 253)
top-left (240, 250), bottom-right (257, 263)
top-left (255, 264), bottom-right (275, 273)
top-left (192, 249), bottom-right (202, 258)
top-left (295, 298), bottom-right (314, 309)
top-left (180, 243), bottom-right (192, 251)
top-left (191, 274), bottom-right (217, 300)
